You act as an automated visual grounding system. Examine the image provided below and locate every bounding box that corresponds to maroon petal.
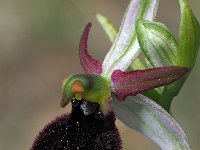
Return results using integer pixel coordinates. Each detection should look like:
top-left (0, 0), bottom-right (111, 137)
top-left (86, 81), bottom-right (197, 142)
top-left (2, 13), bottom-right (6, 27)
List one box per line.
top-left (111, 66), bottom-right (190, 101)
top-left (79, 23), bottom-right (102, 75)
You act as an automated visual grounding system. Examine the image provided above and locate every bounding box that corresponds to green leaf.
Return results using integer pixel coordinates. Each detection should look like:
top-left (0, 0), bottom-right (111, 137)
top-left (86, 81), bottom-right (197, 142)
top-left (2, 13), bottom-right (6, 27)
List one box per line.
top-left (95, 13), bottom-right (117, 43)
top-left (113, 95), bottom-right (191, 150)
top-left (176, 0), bottom-right (200, 68)
top-left (136, 19), bottom-right (178, 67)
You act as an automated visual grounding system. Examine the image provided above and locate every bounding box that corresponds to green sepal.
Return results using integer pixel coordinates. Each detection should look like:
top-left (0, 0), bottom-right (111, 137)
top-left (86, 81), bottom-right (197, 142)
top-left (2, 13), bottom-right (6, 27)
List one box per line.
top-left (136, 19), bottom-right (178, 67)
top-left (176, 0), bottom-right (200, 68)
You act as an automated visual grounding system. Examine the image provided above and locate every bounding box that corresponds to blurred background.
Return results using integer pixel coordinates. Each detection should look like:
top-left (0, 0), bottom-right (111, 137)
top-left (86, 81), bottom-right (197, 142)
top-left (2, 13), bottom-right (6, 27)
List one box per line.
top-left (0, 0), bottom-right (199, 149)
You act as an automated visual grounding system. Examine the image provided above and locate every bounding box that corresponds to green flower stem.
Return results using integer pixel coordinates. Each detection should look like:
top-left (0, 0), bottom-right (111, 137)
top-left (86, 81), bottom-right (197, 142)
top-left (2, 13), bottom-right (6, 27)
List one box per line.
top-left (143, 89), bottom-right (161, 103)
top-left (158, 87), bottom-right (174, 112)
top-left (159, 77), bottom-right (187, 112)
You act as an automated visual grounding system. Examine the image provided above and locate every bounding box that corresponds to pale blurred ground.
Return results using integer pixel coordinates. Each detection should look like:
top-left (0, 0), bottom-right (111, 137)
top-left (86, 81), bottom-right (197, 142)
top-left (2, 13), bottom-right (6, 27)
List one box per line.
top-left (0, 0), bottom-right (199, 150)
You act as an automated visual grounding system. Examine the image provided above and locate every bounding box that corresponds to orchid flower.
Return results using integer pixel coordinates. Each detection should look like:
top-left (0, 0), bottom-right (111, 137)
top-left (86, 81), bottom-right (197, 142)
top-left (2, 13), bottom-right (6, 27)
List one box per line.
top-left (32, 0), bottom-right (200, 150)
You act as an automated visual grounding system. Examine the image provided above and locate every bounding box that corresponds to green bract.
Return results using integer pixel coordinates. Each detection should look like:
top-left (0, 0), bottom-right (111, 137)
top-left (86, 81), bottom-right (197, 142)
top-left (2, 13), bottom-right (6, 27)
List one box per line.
top-left (136, 20), bottom-right (178, 67)
top-left (177, 0), bottom-right (200, 68)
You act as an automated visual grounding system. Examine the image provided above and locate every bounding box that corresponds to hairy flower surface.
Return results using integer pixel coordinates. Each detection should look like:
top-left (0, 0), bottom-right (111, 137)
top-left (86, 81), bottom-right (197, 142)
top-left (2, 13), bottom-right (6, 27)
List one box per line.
top-left (32, 100), bottom-right (121, 150)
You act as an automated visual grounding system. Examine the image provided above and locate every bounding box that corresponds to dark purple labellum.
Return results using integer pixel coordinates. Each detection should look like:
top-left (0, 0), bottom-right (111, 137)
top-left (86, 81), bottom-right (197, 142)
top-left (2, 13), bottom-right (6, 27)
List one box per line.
top-left (31, 99), bottom-right (122, 150)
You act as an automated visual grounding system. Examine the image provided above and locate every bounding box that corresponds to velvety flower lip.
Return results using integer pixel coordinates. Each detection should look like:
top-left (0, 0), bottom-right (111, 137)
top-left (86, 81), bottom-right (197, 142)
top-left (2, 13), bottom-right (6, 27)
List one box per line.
top-left (32, 99), bottom-right (122, 150)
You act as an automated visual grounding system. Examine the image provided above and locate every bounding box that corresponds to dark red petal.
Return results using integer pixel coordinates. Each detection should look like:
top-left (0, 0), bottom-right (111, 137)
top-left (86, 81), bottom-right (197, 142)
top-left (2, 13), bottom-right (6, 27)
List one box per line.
top-left (79, 23), bottom-right (102, 75)
top-left (111, 66), bottom-right (190, 101)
